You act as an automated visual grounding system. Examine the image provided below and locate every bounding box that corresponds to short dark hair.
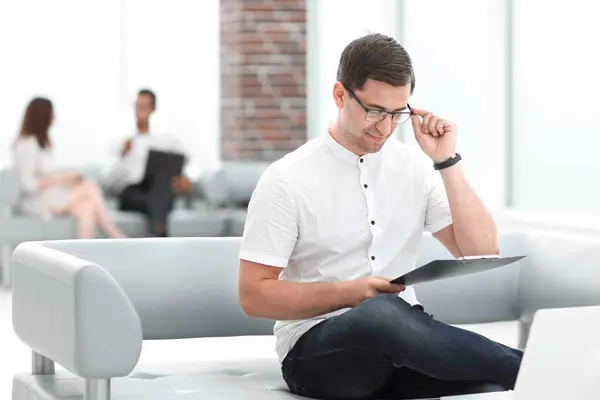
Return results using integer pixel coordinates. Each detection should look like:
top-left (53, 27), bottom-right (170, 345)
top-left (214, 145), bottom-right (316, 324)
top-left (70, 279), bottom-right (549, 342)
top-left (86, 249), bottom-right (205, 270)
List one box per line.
top-left (336, 33), bottom-right (415, 93)
top-left (138, 89), bottom-right (156, 109)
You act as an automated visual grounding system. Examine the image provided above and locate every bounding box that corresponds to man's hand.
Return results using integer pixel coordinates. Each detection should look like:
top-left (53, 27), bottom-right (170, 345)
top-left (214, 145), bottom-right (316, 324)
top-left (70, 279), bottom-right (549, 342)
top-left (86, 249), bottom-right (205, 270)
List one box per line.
top-left (410, 107), bottom-right (457, 163)
top-left (345, 276), bottom-right (405, 307)
top-left (121, 138), bottom-right (133, 157)
top-left (171, 175), bottom-right (192, 194)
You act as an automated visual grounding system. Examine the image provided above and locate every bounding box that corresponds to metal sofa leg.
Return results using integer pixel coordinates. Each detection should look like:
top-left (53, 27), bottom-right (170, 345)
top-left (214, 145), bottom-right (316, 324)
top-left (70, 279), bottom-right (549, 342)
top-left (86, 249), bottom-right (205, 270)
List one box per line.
top-left (1, 243), bottom-right (13, 287)
top-left (33, 352), bottom-right (111, 399)
top-left (32, 351), bottom-right (55, 375)
top-left (85, 378), bottom-right (111, 400)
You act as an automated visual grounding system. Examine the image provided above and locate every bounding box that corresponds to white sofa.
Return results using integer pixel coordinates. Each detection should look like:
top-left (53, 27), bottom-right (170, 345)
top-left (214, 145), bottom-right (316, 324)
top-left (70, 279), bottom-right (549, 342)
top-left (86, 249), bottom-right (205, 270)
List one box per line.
top-left (10, 228), bottom-right (600, 399)
top-left (0, 161), bottom-right (273, 287)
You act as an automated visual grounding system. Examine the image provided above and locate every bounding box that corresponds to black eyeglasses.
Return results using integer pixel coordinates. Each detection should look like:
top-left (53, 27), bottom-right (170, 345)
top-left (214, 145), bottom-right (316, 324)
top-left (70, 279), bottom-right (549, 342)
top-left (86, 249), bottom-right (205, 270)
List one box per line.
top-left (345, 86), bottom-right (412, 124)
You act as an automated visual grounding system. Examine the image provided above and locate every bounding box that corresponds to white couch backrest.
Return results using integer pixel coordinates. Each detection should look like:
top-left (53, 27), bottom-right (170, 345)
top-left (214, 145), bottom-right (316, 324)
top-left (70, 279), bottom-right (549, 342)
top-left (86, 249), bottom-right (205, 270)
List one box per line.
top-left (39, 228), bottom-right (600, 342)
top-left (519, 230), bottom-right (600, 320)
top-left (45, 237), bottom-right (275, 340)
top-left (197, 162), bottom-right (271, 207)
top-left (414, 230), bottom-right (529, 324)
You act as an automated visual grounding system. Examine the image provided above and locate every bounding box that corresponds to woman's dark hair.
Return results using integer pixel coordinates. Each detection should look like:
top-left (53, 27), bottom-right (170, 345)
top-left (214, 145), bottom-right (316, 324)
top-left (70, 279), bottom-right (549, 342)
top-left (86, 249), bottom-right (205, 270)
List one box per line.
top-left (18, 97), bottom-right (53, 148)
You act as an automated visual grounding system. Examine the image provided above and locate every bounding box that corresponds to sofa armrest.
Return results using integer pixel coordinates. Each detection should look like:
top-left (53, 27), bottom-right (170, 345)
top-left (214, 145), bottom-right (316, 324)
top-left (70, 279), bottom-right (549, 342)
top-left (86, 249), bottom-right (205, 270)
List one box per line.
top-left (40, 237), bottom-right (275, 339)
top-left (11, 242), bottom-right (143, 378)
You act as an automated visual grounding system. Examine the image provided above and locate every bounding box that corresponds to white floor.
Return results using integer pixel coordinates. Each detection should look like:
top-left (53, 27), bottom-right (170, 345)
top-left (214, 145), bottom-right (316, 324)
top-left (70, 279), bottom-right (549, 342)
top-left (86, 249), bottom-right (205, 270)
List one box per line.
top-left (0, 289), bottom-right (30, 398)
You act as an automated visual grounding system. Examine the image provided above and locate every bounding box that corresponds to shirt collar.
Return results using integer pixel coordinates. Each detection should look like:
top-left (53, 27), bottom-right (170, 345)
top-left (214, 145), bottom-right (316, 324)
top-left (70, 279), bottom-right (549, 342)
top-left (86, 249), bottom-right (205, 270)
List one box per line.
top-left (325, 132), bottom-right (383, 165)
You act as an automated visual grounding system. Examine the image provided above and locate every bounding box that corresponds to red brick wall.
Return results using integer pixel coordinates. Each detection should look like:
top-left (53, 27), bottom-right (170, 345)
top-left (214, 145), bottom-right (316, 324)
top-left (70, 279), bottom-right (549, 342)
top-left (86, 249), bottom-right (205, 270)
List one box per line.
top-left (220, 0), bottom-right (307, 161)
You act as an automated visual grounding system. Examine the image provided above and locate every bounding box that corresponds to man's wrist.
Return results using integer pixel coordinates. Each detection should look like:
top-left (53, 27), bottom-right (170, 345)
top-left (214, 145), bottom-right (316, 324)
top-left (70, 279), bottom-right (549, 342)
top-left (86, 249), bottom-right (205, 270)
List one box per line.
top-left (335, 280), bottom-right (358, 308)
top-left (438, 161), bottom-right (464, 181)
top-left (433, 153), bottom-right (461, 170)
top-left (431, 153), bottom-right (456, 164)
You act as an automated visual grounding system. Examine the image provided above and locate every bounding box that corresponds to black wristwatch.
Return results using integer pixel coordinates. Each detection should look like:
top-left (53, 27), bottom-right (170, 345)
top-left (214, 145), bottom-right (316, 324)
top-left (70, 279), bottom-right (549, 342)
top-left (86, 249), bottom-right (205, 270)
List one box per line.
top-left (433, 153), bottom-right (462, 170)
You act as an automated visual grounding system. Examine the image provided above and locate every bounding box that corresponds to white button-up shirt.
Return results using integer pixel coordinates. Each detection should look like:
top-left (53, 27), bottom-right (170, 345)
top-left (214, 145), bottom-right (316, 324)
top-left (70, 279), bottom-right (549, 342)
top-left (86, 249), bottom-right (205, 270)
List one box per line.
top-left (240, 133), bottom-right (452, 363)
top-left (100, 132), bottom-right (187, 192)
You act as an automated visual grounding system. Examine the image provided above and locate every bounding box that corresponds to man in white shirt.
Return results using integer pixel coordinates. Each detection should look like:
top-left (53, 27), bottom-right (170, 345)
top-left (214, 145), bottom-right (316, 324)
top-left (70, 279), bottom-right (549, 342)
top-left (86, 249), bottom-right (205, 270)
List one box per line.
top-left (238, 33), bottom-right (523, 399)
top-left (102, 89), bottom-right (191, 236)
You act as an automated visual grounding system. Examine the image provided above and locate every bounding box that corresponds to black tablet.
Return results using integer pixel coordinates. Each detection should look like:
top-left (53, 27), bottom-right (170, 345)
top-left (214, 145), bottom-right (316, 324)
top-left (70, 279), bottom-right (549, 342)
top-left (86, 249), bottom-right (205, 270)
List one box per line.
top-left (391, 255), bottom-right (526, 286)
top-left (144, 149), bottom-right (185, 180)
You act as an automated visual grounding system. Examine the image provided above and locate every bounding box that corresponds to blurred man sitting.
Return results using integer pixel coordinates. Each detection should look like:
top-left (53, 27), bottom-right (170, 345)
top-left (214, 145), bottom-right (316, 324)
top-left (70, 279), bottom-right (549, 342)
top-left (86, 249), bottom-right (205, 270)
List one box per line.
top-left (101, 89), bottom-right (191, 236)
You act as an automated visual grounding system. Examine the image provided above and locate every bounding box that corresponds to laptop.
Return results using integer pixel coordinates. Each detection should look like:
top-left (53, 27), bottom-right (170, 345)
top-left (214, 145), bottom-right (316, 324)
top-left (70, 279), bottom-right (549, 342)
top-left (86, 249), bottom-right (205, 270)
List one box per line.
top-left (446, 305), bottom-right (600, 400)
top-left (143, 149), bottom-right (185, 181)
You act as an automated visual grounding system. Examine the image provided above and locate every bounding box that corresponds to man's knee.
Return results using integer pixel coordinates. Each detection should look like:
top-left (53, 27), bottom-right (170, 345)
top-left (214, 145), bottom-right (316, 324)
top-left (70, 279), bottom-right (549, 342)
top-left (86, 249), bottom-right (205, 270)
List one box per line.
top-left (71, 201), bottom-right (95, 217)
top-left (358, 294), bottom-right (414, 319)
top-left (349, 294), bottom-right (421, 339)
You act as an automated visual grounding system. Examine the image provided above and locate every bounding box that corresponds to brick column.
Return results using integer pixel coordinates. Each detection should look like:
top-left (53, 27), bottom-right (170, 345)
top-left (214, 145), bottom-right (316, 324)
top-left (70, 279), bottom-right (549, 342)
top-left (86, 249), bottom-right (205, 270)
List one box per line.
top-left (220, 0), bottom-right (307, 161)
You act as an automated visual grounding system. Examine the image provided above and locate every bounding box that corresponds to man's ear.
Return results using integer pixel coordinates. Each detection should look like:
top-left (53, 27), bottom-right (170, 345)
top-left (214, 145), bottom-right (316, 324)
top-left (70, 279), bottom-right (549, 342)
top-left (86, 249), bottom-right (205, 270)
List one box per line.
top-left (332, 81), bottom-right (346, 110)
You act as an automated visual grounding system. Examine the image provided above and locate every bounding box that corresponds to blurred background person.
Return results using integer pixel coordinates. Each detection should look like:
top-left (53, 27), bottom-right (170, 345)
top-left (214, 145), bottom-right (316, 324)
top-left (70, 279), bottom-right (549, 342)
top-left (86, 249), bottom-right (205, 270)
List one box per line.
top-left (12, 97), bottom-right (127, 239)
top-left (101, 89), bottom-right (191, 237)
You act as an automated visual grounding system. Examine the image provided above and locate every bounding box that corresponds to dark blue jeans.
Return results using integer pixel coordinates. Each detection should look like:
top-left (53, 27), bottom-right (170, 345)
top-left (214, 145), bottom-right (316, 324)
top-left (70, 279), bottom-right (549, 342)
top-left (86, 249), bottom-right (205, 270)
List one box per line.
top-left (282, 294), bottom-right (523, 399)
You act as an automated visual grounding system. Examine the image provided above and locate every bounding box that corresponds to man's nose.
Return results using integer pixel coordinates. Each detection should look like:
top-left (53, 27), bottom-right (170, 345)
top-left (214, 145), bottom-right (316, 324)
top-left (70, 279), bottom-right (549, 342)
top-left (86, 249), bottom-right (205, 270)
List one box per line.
top-left (375, 114), bottom-right (394, 134)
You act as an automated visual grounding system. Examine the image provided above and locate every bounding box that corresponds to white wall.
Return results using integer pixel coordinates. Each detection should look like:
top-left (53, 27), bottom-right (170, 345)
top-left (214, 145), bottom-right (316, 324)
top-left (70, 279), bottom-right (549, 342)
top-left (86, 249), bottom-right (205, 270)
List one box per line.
top-left (123, 0), bottom-right (220, 177)
top-left (402, 0), bottom-right (508, 210)
top-left (0, 0), bottom-right (122, 169)
top-left (0, 0), bottom-right (220, 176)
top-left (512, 0), bottom-right (600, 212)
top-left (307, 0), bottom-right (402, 140)
top-left (5, 0), bottom-right (598, 214)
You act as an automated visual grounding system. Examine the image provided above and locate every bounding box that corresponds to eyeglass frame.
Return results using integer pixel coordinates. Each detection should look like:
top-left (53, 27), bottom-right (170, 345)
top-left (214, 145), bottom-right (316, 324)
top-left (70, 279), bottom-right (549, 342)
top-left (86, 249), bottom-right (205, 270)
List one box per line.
top-left (343, 85), bottom-right (413, 124)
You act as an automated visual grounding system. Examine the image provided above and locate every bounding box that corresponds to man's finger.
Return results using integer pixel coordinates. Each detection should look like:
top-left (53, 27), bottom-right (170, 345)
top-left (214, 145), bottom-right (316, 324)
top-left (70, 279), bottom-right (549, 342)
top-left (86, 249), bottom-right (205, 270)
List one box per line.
top-left (428, 117), bottom-right (440, 137)
top-left (435, 119), bottom-right (445, 135)
top-left (408, 107), bottom-right (429, 117)
top-left (388, 283), bottom-right (405, 293)
top-left (375, 278), bottom-right (405, 292)
top-left (422, 113), bottom-right (434, 135)
top-left (410, 113), bottom-right (422, 133)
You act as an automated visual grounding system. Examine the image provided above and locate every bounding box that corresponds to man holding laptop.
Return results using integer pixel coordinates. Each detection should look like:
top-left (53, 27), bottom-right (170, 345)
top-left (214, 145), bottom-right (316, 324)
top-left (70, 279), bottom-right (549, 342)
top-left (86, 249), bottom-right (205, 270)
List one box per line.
top-left (101, 89), bottom-right (189, 237)
top-left (238, 34), bottom-right (523, 399)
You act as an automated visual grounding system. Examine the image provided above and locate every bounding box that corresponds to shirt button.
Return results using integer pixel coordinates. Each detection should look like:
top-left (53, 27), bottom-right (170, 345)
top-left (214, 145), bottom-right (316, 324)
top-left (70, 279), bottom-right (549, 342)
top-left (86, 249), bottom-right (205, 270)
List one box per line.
top-left (363, 184), bottom-right (368, 189)
top-left (371, 220), bottom-right (375, 225)
top-left (371, 256), bottom-right (376, 261)
top-left (359, 158), bottom-right (364, 163)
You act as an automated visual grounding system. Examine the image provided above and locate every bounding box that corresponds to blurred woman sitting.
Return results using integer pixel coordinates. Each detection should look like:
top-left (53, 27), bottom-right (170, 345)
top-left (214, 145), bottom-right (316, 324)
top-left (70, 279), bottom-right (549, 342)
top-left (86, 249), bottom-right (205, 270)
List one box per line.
top-left (13, 97), bottom-right (126, 239)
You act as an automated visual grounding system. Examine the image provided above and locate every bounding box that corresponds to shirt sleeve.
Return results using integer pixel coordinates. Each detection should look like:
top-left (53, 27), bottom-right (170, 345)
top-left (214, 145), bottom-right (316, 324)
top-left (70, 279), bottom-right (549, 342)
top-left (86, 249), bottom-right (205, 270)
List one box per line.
top-left (424, 168), bottom-right (453, 233)
top-left (14, 139), bottom-right (40, 195)
top-left (239, 165), bottom-right (298, 268)
top-left (98, 139), bottom-right (127, 190)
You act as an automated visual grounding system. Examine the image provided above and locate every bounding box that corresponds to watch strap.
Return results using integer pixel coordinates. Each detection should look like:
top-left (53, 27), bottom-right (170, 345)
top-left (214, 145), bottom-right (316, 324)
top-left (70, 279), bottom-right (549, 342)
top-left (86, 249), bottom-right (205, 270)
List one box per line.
top-left (433, 153), bottom-right (462, 170)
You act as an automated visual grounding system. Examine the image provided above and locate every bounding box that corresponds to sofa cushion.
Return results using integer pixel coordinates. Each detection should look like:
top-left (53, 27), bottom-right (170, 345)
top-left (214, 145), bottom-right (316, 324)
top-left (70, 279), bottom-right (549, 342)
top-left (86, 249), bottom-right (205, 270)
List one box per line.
top-left (196, 162), bottom-right (270, 208)
top-left (0, 216), bottom-right (47, 241)
top-left (224, 209), bottom-right (248, 237)
top-left (12, 320), bottom-right (520, 400)
top-left (1, 210), bottom-right (227, 244)
top-left (167, 210), bottom-right (227, 237)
